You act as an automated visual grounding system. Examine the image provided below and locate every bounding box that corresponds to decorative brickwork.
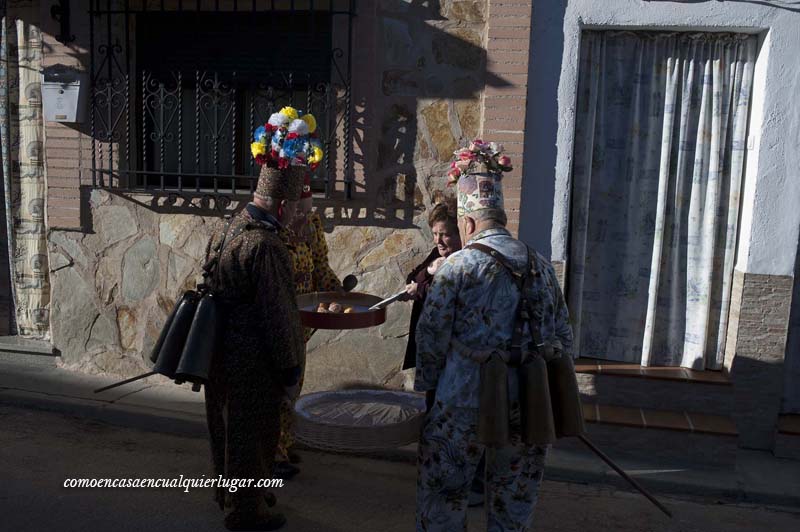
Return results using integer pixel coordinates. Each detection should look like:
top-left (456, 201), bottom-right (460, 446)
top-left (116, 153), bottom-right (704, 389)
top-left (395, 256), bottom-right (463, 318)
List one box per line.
top-left (40, 5), bottom-right (92, 230)
top-left (483, 0), bottom-right (533, 237)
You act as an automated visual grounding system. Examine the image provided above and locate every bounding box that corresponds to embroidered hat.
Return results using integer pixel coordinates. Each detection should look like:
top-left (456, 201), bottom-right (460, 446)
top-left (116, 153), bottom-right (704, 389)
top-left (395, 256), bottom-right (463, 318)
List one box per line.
top-left (446, 139), bottom-right (511, 218)
top-left (456, 171), bottom-right (505, 217)
top-left (255, 165), bottom-right (304, 201)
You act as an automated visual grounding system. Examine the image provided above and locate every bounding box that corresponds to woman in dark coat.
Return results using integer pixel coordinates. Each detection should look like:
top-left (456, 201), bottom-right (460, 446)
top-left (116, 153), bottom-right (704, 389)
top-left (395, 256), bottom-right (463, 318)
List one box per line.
top-left (401, 199), bottom-right (462, 370)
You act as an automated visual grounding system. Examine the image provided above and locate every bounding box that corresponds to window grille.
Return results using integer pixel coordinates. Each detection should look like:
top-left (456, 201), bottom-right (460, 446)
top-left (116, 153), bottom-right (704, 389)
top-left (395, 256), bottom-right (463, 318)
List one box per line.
top-left (89, 0), bottom-right (355, 210)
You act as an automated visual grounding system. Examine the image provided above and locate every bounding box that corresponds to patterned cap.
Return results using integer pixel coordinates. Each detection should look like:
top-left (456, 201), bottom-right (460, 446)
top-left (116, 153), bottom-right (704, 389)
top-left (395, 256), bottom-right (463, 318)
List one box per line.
top-left (456, 171), bottom-right (505, 217)
top-left (255, 165), bottom-right (304, 201)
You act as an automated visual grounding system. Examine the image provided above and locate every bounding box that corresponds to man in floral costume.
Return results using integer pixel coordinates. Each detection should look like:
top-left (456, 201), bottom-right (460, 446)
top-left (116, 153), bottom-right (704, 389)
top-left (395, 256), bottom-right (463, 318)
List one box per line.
top-left (415, 141), bottom-right (574, 531)
top-left (275, 172), bottom-right (342, 477)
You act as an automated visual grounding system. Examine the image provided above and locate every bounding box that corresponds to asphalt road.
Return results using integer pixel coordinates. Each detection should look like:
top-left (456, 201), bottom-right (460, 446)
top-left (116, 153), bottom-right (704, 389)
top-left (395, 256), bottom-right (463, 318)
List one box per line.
top-left (0, 404), bottom-right (798, 532)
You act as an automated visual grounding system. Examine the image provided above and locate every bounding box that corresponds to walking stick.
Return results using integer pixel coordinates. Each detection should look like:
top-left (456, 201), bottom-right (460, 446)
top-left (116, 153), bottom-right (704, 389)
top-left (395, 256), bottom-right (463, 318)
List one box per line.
top-left (578, 435), bottom-right (673, 518)
top-left (93, 371), bottom-right (157, 394)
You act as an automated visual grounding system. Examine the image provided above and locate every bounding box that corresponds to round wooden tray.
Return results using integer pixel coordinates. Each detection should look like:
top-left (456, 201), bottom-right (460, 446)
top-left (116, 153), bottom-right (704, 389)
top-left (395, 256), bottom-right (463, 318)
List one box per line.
top-left (297, 291), bottom-right (387, 329)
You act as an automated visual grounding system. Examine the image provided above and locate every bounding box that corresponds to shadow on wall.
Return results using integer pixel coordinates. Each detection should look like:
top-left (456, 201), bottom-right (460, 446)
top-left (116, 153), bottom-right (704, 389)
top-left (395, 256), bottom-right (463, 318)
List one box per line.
top-left (30, 0), bottom-right (512, 232)
top-left (315, 0), bottom-right (512, 230)
top-left (518, 0), bottom-right (567, 258)
top-left (782, 225), bottom-right (800, 414)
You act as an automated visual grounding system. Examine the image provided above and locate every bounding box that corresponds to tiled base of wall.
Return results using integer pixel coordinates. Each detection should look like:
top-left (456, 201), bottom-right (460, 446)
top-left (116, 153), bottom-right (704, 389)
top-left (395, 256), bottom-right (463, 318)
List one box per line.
top-left (551, 260), bottom-right (566, 290)
top-left (726, 269), bottom-right (794, 450)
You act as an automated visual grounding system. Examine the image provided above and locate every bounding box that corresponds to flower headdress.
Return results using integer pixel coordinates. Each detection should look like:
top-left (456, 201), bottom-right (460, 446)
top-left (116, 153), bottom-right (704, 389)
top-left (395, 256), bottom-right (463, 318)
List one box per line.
top-left (446, 139), bottom-right (512, 186)
top-left (250, 106), bottom-right (324, 171)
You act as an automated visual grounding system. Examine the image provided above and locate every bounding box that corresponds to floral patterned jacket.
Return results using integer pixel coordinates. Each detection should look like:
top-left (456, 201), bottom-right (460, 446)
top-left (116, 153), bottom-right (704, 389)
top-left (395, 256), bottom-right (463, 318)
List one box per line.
top-left (281, 212), bottom-right (342, 296)
top-left (414, 227), bottom-right (573, 409)
top-left (280, 211), bottom-right (341, 344)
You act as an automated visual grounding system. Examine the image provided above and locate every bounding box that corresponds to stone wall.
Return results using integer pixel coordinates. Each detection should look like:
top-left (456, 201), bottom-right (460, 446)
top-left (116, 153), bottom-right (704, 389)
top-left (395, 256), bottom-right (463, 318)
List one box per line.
top-left (43, 1), bottom-right (496, 393)
top-left (304, 0), bottom-right (492, 391)
top-left (49, 190), bottom-right (223, 376)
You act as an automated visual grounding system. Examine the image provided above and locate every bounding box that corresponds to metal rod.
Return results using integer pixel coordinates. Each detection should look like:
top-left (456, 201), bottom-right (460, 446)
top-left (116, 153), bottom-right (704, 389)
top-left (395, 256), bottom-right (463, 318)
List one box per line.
top-left (195, 70), bottom-right (201, 192)
top-left (106, 0), bottom-right (113, 184)
top-left (159, 81), bottom-right (165, 190)
top-left (578, 435), bottom-right (673, 518)
top-left (178, 71), bottom-right (183, 191)
top-left (124, 0), bottom-right (131, 188)
top-left (90, 0), bottom-right (97, 187)
top-left (231, 80), bottom-right (237, 194)
top-left (93, 371), bottom-right (157, 394)
top-left (343, 0), bottom-right (354, 199)
top-left (249, 82), bottom-right (255, 188)
top-left (142, 70), bottom-right (148, 188)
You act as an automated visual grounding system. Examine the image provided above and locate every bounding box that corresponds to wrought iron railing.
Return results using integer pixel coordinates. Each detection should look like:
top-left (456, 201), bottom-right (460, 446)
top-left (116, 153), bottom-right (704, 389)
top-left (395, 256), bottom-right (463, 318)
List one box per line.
top-left (89, 1), bottom-right (355, 210)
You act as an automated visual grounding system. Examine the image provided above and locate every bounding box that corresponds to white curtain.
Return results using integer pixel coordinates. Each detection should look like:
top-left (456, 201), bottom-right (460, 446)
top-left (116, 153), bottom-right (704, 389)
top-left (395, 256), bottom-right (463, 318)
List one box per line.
top-left (1, 1), bottom-right (50, 337)
top-left (568, 31), bottom-right (756, 369)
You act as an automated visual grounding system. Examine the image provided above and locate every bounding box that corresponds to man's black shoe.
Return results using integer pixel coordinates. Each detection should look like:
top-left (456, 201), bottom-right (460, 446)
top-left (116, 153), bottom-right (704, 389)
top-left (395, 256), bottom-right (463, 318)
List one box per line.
top-left (273, 461), bottom-right (300, 479)
top-left (288, 451), bottom-right (302, 464)
top-left (224, 512), bottom-right (286, 531)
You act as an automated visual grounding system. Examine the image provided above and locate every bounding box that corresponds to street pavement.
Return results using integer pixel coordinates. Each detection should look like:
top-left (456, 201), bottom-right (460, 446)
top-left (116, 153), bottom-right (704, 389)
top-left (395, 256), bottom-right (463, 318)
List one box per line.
top-left (1, 353), bottom-right (800, 530)
top-left (1, 403), bottom-right (799, 532)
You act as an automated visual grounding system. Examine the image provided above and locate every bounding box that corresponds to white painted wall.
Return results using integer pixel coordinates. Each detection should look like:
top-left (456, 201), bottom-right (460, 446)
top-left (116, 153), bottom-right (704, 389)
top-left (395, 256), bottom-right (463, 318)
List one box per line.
top-left (520, 0), bottom-right (800, 277)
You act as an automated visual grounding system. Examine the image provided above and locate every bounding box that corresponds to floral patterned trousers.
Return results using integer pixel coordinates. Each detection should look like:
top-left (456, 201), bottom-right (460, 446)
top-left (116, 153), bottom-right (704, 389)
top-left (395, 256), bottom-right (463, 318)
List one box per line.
top-left (416, 402), bottom-right (548, 532)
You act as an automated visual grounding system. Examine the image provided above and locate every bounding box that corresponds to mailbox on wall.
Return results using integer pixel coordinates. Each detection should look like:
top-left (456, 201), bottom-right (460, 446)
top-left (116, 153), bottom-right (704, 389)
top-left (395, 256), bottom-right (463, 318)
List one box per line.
top-left (41, 66), bottom-right (88, 123)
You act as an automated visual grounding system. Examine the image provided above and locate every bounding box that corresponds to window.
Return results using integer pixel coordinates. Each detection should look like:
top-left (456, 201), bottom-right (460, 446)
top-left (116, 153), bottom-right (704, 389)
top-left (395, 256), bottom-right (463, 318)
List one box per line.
top-left (90, 2), bottom-right (355, 202)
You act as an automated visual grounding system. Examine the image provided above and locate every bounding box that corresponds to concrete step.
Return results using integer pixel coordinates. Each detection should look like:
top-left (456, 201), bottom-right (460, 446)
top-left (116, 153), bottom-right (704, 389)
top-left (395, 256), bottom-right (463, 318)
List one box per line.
top-left (0, 336), bottom-right (56, 356)
top-left (582, 401), bottom-right (737, 436)
top-left (560, 419), bottom-right (740, 474)
top-left (775, 414), bottom-right (800, 461)
top-left (576, 358), bottom-right (734, 417)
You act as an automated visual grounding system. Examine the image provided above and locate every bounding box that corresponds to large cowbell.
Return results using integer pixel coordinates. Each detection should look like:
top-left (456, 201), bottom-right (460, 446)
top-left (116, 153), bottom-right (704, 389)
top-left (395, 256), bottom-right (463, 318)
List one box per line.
top-left (151, 291), bottom-right (200, 377)
top-left (174, 293), bottom-right (218, 389)
top-left (149, 290), bottom-right (219, 391)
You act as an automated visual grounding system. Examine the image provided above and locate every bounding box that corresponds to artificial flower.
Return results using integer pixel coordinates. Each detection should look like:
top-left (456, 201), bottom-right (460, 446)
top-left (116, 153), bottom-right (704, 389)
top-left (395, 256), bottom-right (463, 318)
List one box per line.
top-left (251, 141), bottom-right (267, 158)
top-left (288, 118), bottom-right (309, 137)
top-left (254, 125), bottom-right (267, 142)
top-left (447, 167), bottom-right (461, 182)
top-left (252, 108), bottom-right (324, 168)
top-left (309, 145), bottom-right (324, 165)
top-left (445, 138), bottom-right (513, 184)
top-left (455, 159), bottom-right (471, 172)
top-left (268, 112), bottom-right (290, 128)
top-left (301, 113), bottom-right (317, 134)
top-left (280, 106), bottom-right (299, 120)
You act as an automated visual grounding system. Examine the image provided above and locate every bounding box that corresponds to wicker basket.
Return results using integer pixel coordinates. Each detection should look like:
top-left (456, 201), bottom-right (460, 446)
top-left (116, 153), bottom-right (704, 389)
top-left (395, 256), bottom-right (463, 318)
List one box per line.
top-left (294, 389), bottom-right (426, 452)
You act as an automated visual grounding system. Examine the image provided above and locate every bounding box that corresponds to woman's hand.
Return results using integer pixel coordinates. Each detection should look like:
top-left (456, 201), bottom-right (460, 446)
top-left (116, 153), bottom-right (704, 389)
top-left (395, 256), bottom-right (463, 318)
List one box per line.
top-left (426, 257), bottom-right (446, 276)
top-left (403, 281), bottom-right (419, 299)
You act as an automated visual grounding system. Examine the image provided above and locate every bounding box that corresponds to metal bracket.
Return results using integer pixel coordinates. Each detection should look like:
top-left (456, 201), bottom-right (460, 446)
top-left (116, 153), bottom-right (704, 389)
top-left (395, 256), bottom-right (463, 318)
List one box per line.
top-left (50, 0), bottom-right (75, 45)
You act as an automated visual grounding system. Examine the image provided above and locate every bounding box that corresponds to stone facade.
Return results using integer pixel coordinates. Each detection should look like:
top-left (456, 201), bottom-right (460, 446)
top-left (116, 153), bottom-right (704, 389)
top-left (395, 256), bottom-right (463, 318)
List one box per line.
top-left (38, 1), bottom-right (538, 393)
top-left (49, 190), bottom-right (224, 376)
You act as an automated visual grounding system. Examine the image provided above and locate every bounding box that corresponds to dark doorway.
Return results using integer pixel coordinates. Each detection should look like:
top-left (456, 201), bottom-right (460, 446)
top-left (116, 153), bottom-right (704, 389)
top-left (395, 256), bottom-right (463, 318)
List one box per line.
top-left (0, 178), bottom-right (13, 336)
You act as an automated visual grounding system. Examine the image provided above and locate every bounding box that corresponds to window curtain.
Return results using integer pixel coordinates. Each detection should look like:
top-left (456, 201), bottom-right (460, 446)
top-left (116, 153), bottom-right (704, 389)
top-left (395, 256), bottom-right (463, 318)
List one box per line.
top-left (0, 0), bottom-right (50, 337)
top-left (568, 31), bottom-right (756, 369)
